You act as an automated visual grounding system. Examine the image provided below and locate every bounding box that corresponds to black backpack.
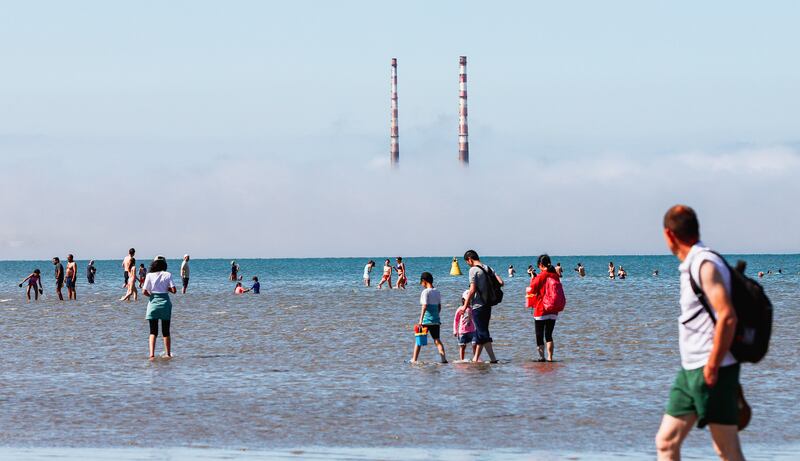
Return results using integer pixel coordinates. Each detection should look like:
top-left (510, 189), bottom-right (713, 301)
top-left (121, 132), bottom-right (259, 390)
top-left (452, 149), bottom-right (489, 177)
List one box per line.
top-left (688, 251), bottom-right (773, 363)
top-left (476, 265), bottom-right (504, 307)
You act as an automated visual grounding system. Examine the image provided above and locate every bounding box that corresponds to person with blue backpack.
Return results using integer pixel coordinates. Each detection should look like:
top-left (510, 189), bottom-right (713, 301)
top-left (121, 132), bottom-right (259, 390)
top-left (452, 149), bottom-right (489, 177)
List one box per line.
top-left (528, 254), bottom-right (565, 362)
top-left (655, 204), bottom-right (772, 461)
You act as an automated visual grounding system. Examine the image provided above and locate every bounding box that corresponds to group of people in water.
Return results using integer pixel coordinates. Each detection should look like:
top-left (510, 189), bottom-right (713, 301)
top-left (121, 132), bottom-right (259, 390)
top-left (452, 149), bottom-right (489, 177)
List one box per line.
top-left (17, 250), bottom-right (263, 359)
top-left (388, 250), bottom-right (566, 364)
top-left (363, 257), bottom-right (407, 289)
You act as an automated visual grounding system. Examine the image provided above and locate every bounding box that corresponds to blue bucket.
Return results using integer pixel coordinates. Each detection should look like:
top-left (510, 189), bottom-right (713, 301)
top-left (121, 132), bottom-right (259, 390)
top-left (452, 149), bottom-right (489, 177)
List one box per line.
top-left (415, 332), bottom-right (428, 347)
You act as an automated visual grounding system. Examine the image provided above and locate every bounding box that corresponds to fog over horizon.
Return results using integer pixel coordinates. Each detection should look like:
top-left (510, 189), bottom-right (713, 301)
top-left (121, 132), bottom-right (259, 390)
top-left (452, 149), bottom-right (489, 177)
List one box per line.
top-left (2, 1), bottom-right (799, 260)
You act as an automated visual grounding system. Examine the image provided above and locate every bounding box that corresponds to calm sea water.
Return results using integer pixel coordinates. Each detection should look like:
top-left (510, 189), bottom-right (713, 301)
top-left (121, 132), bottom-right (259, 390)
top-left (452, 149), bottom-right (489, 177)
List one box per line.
top-left (1, 255), bottom-right (798, 460)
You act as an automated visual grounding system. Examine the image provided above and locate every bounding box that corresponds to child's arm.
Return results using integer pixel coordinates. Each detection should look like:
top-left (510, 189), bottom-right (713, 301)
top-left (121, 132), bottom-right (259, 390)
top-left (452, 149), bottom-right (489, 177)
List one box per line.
top-left (19, 274), bottom-right (31, 286)
top-left (453, 309), bottom-right (460, 336)
top-left (418, 304), bottom-right (428, 325)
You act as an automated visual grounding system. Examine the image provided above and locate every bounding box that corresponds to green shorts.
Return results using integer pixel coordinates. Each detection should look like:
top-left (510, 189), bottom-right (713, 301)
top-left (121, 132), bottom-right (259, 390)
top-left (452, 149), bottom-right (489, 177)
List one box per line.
top-left (665, 363), bottom-right (740, 428)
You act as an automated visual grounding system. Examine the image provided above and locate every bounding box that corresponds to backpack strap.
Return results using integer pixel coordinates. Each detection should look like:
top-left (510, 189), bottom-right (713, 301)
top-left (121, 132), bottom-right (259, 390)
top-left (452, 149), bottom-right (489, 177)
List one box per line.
top-left (684, 250), bottom-right (721, 326)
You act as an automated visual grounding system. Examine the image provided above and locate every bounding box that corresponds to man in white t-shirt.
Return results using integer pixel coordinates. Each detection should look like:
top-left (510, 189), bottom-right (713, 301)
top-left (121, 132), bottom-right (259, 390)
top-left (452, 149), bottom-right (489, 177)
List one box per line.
top-left (655, 205), bottom-right (744, 461)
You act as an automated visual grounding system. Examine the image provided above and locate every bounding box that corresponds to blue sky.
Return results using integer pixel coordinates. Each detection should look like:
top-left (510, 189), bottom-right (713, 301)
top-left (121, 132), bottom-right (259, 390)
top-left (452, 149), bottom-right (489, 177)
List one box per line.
top-left (1, 1), bottom-right (799, 259)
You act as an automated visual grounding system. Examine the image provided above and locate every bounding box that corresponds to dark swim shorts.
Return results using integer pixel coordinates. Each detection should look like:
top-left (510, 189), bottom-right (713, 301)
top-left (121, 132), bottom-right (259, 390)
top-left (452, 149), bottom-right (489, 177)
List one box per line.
top-left (422, 324), bottom-right (441, 340)
top-left (56, 279), bottom-right (64, 289)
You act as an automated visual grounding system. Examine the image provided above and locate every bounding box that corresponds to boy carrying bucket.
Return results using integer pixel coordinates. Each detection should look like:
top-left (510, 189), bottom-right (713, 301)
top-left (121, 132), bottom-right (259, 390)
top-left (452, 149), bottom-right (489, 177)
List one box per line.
top-left (411, 272), bottom-right (448, 363)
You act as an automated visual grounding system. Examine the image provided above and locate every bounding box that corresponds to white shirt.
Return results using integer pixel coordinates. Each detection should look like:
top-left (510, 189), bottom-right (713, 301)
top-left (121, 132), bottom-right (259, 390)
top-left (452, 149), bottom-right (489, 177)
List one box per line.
top-left (420, 287), bottom-right (442, 306)
top-left (143, 271), bottom-right (175, 294)
top-left (677, 243), bottom-right (737, 370)
top-left (181, 261), bottom-right (190, 278)
top-left (363, 264), bottom-right (372, 279)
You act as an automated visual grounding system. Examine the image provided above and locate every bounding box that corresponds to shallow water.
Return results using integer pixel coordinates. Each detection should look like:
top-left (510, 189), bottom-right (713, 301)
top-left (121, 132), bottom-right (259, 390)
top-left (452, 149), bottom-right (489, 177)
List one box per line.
top-left (1, 255), bottom-right (798, 459)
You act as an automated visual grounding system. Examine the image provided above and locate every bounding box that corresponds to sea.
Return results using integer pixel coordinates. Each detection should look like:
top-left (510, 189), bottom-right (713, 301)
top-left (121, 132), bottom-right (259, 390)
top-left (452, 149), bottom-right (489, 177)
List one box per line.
top-left (1, 255), bottom-right (798, 460)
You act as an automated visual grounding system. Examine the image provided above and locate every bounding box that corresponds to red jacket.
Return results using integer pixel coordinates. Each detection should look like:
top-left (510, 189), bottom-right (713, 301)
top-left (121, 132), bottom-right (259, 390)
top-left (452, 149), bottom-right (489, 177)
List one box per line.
top-left (529, 270), bottom-right (560, 317)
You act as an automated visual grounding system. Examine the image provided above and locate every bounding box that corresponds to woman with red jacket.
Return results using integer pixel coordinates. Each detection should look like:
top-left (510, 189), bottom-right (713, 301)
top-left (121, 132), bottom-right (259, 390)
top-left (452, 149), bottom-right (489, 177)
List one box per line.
top-left (529, 254), bottom-right (561, 362)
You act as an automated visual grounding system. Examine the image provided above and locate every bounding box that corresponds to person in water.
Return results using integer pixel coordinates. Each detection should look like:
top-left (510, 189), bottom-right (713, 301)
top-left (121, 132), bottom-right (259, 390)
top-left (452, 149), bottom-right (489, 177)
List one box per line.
top-left (575, 263), bottom-right (586, 277)
top-left (234, 282), bottom-right (246, 294)
top-left (19, 269), bottom-right (43, 302)
top-left (555, 262), bottom-right (563, 278)
top-left (411, 272), bottom-right (447, 363)
top-left (655, 205), bottom-right (745, 461)
top-left (363, 260), bottom-right (375, 287)
top-left (120, 258), bottom-right (139, 302)
top-left (377, 259), bottom-right (393, 289)
top-left (250, 276), bottom-right (260, 294)
top-left (230, 260), bottom-right (241, 281)
top-left (52, 257), bottom-right (64, 301)
top-left (618, 265), bottom-right (627, 279)
top-left (453, 289), bottom-right (477, 361)
top-left (180, 254), bottom-right (190, 294)
top-left (508, 265), bottom-right (516, 278)
top-left (87, 260), bottom-right (97, 284)
top-left (142, 257), bottom-right (176, 359)
top-left (463, 249), bottom-right (503, 363)
top-left (527, 265), bottom-right (535, 279)
top-left (138, 264), bottom-right (147, 288)
top-left (65, 254), bottom-right (78, 300)
top-left (529, 254), bottom-right (562, 362)
top-left (123, 248), bottom-right (135, 288)
top-left (608, 261), bottom-right (616, 280)
top-left (395, 257), bottom-right (407, 289)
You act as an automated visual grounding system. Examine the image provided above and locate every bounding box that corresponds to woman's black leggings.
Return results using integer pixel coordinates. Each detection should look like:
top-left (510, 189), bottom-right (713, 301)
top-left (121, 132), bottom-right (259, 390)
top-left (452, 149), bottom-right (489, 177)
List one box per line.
top-left (534, 319), bottom-right (556, 346)
top-left (148, 319), bottom-right (170, 337)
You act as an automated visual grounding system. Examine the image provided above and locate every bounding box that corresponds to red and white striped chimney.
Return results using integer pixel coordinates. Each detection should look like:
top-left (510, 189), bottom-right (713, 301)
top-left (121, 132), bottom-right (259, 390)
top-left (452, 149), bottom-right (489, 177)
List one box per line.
top-left (458, 56), bottom-right (469, 166)
top-left (390, 58), bottom-right (399, 167)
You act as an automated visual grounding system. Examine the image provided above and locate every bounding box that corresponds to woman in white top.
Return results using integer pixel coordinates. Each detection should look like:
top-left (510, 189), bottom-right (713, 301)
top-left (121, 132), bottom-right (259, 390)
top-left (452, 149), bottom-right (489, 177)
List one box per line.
top-left (142, 257), bottom-right (177, 359)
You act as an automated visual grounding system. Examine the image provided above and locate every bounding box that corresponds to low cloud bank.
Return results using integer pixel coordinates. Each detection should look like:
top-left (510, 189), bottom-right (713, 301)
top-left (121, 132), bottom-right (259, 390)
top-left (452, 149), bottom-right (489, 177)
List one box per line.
top-left (1, 141), bottom-right (798, 259)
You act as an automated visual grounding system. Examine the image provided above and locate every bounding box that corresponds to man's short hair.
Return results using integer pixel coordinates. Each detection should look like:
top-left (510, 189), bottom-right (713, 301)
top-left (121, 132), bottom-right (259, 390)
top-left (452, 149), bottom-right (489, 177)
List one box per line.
top-left (129, 248), bottom-right (136, 255)
top-left (463, 250), bottom-right (479, 261)
top-left (664, 205), bottom-right (700, 243)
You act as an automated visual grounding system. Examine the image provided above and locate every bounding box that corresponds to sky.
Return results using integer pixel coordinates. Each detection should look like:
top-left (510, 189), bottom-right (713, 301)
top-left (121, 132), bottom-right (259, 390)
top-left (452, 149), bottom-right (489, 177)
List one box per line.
top-left (1, 1), bottom-right (799, 259)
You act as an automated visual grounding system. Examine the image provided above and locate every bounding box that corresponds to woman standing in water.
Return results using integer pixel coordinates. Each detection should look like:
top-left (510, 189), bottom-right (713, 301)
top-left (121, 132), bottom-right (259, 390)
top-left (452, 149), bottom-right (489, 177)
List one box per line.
top-left (142, 257), bottom-right (177, 359)
top-left (377, 259), bottom-right (393, 289)
top-left (395, 257), bottom-right (407, 289)
top-left (608, 261), bottom-right (616, 280)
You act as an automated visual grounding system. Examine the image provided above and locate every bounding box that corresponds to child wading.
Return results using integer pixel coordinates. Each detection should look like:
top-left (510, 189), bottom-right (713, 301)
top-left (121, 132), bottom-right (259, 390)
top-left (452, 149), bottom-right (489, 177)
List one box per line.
top-left (19, 269), bottom-right (44, 302)
top-left (411, 272), bottom-right (447, 363)
top-left (453, 289), bottom-right (477, 361)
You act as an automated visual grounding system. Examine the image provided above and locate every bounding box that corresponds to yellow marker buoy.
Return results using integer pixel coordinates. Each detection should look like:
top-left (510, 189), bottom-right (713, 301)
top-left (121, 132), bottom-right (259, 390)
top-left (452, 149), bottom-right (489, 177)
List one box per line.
top-left (450, 257), bottom-right (462, 276)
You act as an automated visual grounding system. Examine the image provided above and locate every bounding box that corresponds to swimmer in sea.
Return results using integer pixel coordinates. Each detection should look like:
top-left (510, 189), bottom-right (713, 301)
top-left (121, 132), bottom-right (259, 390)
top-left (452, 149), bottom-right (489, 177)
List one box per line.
top-left (234, 282), bottom-right (246, 294)
top-left (555, 263), bottom-right (563, 278)
top-left (87, 260), bottom-right (97, 284)
top-left (608, 262), bottom-right (615, 280)
top-left (377, 259), bottom-right (393, 289)
top-left (575, 263), bottom-right (586, 277)
top-left (19, 269), bottom-right (44, 302)
top-left (508, 265), bottom-right (516, 278)
top-left (120, 258), bottom-right (139, 302)
top-left (618, 265), bottom-right (627, 279)
top-left (653, 269), bottom-right (659, 276)
top-left (527, 265), bottom-right (535, 279)
top-left (395, 257), bottom-right (407, 289)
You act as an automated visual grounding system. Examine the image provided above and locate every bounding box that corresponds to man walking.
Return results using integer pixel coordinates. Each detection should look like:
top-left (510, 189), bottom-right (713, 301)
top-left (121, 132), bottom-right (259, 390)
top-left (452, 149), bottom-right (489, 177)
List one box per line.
top-left (180, 254), bottom-right (190, 294)
top-left (123, 248), bottom-right (135, 288)
top-left (655, 205), bottom-right (744, 461)
top-left (52, 257), bottom-right (65, 301)
top-left (462, 250), bottom-right (503, 363)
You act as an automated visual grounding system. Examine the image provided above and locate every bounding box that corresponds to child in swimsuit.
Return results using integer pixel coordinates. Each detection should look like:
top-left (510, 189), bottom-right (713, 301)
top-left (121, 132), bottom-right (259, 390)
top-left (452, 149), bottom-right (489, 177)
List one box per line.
top-left (395, 257), bottom-right (407, 289)
top-left (138, 264), bottom-right (147, 287)
top-left (19, 269), bottom-right (43, 302)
